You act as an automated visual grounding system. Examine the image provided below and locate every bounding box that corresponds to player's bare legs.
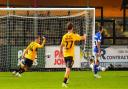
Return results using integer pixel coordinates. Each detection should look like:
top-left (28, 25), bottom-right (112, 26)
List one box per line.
top-left (62, 57), bottom-right (74, 87)
top-left (14, 65), bottom-right (27, 77)
top-left (62, 67), bottom-right (70, 87)
top-left (64, 67), bottom-right (70, 83)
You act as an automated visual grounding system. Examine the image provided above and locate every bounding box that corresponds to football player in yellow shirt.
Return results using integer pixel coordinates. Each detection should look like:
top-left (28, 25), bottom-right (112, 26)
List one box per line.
top-left (60, 22), bottom-right (86, 87)
top-left (12, 35), bottom-right (46, 77)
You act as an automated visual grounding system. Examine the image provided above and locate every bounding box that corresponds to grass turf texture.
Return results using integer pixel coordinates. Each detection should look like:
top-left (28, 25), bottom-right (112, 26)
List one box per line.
top-left (0, 71), bottom-right (128, 89)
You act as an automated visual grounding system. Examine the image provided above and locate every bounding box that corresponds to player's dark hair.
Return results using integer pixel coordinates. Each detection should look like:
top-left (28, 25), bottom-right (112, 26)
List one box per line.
top-left (35, 35), bottom-right (41, 39)
top-left (89, 56), bottom-right (94, 63)
top-left (99, 26), bottom-right (103, 31)
top-left (90, 59), bottom-right (94, 63)
top-left (67, 22), bottom-right (73, 30)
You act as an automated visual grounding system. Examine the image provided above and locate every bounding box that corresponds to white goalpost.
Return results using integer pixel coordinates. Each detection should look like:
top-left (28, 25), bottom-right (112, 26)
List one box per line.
top-left (0, 8), bottom-right (95, 71)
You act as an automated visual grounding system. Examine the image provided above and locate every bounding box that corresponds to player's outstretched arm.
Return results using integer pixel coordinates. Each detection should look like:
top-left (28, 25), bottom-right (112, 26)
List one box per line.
top-left (81, 34), bottom-right (86, 41)
top-left (75, 34), bottom-right (86, 41)
top-left (38, 37), bottom-right (46, 48)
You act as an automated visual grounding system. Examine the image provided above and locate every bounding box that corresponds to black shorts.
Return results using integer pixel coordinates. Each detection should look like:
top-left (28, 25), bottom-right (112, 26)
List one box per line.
top-left (24, 58), bottom-right (33, 68)
top-left (64, 56), bottom-right (74, 68)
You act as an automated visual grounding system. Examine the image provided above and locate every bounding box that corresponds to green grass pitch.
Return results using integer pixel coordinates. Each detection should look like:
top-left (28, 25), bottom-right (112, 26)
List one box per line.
top-left (0, 71), bottom-right (128, 89)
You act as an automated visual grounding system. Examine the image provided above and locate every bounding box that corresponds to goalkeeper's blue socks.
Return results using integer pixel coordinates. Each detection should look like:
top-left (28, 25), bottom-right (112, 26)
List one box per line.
top-left (94, 64), bottom-right (99, 74)
top-left (93, 64), bottom-right (102, 78)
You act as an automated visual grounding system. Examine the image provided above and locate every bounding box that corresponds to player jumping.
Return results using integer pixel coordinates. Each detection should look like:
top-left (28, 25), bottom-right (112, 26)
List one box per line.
top-left (60, 22), bottom-right (86, 87)
top-left (12, 35), bottom-right (46, 77)
top-left (90, 26), bottom-right (105, 78)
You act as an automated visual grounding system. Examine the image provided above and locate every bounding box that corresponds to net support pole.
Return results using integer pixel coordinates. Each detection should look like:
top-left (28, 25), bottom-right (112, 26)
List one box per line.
top-left (34, 13), bottom-right (38, 37)
top-left (6, 0), bottom-right (11, 71)
top-left (85, 10), bottom-right (90, 60)
top-left (34, 0), bottom-right (38, 8)
top-left (6, 0), bottom-right (10, 7)
top-left (34, 0), bottom-right (38, 37)
top-left (6, 0), bottom-right (10, 15)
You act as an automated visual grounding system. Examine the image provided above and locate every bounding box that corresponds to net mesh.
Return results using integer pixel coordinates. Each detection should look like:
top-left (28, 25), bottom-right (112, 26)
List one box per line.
top-left (0, 8), bottom-right (95, 71)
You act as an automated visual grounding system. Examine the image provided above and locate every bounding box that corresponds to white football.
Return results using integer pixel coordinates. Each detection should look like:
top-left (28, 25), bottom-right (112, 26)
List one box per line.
top-left (101, 67), bottom-right (106, 71)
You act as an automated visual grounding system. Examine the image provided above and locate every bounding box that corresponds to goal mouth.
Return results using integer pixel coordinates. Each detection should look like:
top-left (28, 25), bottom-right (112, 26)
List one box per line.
top-left (0, 8), bottom-right (95, 70)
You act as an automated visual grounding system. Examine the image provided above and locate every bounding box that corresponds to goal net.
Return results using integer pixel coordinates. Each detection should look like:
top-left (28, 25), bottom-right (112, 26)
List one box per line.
top-left (0, 8), bottom-right (95, 71)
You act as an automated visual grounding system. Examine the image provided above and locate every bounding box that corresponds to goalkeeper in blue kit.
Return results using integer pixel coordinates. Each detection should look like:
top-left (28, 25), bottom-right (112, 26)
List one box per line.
top-left (90, 26), bottom-right (106, 78)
